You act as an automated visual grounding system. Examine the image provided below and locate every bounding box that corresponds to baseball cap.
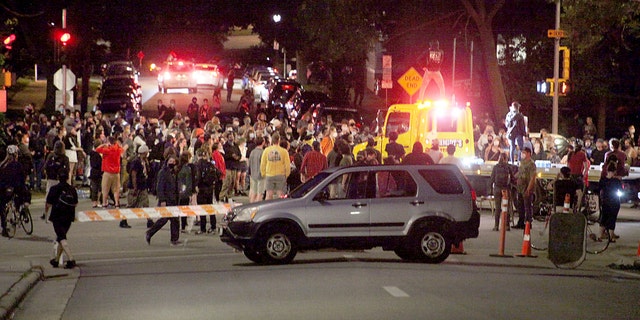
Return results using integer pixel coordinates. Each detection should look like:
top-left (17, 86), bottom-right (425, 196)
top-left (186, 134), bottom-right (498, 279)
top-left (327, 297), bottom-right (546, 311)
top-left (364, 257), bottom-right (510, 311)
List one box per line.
top-left (137, 145), bottom-right (149, 154)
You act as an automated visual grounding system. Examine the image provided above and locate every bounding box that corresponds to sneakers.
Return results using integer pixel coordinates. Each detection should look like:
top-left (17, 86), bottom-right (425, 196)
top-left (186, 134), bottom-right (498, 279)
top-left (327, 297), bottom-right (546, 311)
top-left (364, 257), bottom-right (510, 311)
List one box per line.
top-left (170, 240), bottom-right (183, 246)
top-left (64, 260), bottom-right (76, 269)
top-left (492, 226), bottom-right (499, 231)
top-left (119, 220), bottom-right (131, 229)
top-left (195, 230), bottom-right (204, 235)
top-left (50, 259), bottom-right (59, 268)
top-left (207, 228), bottom-right (216, 234)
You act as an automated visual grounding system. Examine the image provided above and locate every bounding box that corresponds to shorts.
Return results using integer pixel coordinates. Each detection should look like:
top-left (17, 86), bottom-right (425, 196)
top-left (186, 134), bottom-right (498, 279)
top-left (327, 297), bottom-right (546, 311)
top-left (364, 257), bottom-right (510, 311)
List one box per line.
top-left (53, 220), bottom-right (72, 242)
top-left (264, 175), bottom-right (286, 193)
top-left (102, 172), bottom-right (121, 196)
top-left (249, 176), bottom-right (265, 196)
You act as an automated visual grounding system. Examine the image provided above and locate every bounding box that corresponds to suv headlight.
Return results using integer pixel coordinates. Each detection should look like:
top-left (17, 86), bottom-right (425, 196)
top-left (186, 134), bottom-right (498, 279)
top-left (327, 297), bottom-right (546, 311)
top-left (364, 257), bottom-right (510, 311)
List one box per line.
top-left (233, 207), bottom-right (259, 222)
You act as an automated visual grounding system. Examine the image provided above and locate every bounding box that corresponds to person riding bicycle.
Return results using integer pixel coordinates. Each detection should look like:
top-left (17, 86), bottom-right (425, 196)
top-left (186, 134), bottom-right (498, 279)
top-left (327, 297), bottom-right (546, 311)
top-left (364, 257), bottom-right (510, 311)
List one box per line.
top-left (0, 145), bottom-right (28, 237)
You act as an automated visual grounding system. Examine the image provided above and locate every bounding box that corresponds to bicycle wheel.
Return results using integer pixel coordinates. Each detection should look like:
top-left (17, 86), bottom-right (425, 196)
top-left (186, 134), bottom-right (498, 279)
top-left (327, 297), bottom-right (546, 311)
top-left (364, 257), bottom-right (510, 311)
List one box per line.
top-left (530, 218), bottom-right (550, 251)
top-left (4, 204), bottom-right (17, 239)
top-left (20, 207), bottom-right (33, 235)
top-left (585, 224), bottom-right (610, 254)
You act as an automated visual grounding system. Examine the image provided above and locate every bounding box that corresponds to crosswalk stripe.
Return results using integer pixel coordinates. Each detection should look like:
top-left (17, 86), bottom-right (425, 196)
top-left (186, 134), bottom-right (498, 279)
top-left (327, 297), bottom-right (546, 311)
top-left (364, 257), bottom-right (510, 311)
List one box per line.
top-left (383, 286), bottom-right (410, 298)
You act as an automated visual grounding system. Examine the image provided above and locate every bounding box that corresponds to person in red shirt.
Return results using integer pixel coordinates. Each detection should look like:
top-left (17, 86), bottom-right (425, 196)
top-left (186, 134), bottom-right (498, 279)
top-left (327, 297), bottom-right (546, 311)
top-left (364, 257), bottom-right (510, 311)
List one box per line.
top-left (567, 144), bottom-right (589, 211)
top-left (300, 141), bottom-right (327, 183)
top-left (96, 136), bottom-right (127, 226)
top-left (211, 140), bottom-right (226, 202)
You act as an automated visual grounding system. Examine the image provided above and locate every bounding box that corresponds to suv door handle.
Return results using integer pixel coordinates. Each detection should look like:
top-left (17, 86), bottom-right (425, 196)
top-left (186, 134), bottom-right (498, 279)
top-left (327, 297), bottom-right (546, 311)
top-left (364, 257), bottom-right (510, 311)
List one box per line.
top-left (352, 202), bottom-right (367, 208)
top-left (410, 200), bottom-right (424, 206)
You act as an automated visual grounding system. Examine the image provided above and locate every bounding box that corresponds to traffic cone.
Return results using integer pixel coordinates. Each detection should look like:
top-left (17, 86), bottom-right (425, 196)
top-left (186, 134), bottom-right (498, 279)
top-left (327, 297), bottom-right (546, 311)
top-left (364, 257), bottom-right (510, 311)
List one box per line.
top-left (562, 193), bottom-right (571, 213)
top-left (451, 241), bottom-right (466, 255)
top-left (636, 240), bottom-right (640, 257)
top-left (490, 190), bottom-right (513, 258)
top-left (516, 221), bottom-right (537, 258)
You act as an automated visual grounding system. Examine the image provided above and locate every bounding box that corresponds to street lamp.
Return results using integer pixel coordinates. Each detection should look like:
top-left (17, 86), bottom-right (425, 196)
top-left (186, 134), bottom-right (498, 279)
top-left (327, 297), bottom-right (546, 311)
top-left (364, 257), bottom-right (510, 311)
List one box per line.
top-left (272, 14), bottom-right (286, 77)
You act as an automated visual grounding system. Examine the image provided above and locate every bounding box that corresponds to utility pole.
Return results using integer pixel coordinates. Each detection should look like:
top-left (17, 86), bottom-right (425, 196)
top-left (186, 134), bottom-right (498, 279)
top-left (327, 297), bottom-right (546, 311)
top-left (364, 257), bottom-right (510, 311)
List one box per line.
top-left (552, 0), bottom-right (560, 134)
top-left (62, 8), bottom-right (68, 109)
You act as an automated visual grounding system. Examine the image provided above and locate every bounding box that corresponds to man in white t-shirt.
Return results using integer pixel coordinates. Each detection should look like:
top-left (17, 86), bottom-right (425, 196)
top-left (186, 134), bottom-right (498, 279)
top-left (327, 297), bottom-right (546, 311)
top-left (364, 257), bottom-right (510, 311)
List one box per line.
top-left (439, 144), bottom-right (462, 169)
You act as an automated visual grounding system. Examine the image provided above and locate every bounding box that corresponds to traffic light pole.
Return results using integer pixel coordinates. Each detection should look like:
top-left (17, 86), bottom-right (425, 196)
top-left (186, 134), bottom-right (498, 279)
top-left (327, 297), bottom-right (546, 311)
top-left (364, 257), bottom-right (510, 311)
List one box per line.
top-left (552, 0), bottom-right (560, 134)
top-left (62, 9), bottom-right (68, 108)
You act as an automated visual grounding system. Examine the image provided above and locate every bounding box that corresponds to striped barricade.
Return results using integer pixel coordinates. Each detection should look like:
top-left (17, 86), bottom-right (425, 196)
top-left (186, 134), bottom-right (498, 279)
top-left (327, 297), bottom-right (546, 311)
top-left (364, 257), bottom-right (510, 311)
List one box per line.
top-left (76, 204), bottom-right (236, 222)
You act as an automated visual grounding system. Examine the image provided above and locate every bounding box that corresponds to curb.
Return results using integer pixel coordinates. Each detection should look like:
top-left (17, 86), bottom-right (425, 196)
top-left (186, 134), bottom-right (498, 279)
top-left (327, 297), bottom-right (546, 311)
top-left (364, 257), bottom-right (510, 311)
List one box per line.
top-left (0, 266), bottom-right (43, 320)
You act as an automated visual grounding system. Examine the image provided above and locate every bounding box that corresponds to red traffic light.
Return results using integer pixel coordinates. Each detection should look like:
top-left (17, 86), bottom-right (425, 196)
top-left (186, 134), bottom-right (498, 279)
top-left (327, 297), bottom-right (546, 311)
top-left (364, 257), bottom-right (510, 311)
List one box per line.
top-left (3, 34), bottom-right (15, 49)
top-left (60, 32), bottom-right (71, 45)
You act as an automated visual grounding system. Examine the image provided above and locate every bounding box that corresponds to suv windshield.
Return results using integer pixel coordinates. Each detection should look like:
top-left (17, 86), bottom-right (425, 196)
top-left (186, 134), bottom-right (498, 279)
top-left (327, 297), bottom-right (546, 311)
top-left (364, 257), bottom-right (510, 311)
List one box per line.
top-left (288, 172), bottom-right (331, 198)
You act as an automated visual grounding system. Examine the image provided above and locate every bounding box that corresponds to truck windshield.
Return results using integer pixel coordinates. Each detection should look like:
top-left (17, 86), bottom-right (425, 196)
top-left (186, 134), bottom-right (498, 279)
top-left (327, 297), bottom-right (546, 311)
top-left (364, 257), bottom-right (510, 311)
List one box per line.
top-left (385, 112), bottom-right (410, 136)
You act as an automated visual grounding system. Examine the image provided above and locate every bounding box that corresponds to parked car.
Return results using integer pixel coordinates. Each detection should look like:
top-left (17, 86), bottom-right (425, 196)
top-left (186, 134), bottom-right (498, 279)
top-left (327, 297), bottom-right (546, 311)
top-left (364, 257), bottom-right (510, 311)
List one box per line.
top-left (194, 63), bottom-right (223, 88)
top-left (221, 164), bottom-right (480, 264)
top-left (97, 91), bottom-right (139, 113)
top-left (157, 60), bottom-right (197, 94)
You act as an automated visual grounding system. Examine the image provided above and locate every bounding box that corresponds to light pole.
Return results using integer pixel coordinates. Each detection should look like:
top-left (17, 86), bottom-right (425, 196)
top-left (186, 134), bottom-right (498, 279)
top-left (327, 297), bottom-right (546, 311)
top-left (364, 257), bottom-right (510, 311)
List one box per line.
top-left (273, 14), bottom-right (286, 77)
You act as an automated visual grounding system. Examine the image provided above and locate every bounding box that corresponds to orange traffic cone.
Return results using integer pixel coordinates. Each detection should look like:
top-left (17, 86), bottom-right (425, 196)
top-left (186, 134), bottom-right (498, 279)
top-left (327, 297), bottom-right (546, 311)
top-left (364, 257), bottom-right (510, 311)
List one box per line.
top-left (636, 240), bottom-right (640, 257)
top-left (562, 193), bottom-right (571, 213)
top-left (516, 221), bottom-right (537, 258)
top-left (451, 241), bottom-right (466, 255)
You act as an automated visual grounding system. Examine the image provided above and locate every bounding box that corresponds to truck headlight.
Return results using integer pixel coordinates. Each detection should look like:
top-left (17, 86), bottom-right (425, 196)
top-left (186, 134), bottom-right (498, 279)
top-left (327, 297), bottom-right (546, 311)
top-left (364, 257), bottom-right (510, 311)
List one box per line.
top-left (234, 207), bottom-right (259, 222)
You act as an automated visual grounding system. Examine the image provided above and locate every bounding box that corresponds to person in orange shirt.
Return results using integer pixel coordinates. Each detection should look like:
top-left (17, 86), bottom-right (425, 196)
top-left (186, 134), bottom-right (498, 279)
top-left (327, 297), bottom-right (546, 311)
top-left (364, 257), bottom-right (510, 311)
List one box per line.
top-left (96, 136), bottom-right (127, 227)
top-left (320, 126), bottom-right (337, 156)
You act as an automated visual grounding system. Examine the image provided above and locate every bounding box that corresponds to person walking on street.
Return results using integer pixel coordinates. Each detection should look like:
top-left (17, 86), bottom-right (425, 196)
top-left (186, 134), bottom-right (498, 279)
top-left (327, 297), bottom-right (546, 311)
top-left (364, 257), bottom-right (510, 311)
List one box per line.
top-left (226, 71), bottom-right (235, 102)
top-left (220, 132), bottom-right (241, 202)
top-left (514, 147), bottom-right (537, 229)
top-left (127, 145), bottom-right (153, 228)
top-left (187, 97), bottom-right (199, 130)
top-left (599, 157), bottom-right (622, 240)
top-left (146, 156), bottom-right (181, 246)
top-left (505, 101), bottom-right (526, 163)
top-left (47, 168), bottom-right (78, 268)
top-left (490, 152), bottom-right (512, 231)
top-left (46, 168), bottom-right (78, 269)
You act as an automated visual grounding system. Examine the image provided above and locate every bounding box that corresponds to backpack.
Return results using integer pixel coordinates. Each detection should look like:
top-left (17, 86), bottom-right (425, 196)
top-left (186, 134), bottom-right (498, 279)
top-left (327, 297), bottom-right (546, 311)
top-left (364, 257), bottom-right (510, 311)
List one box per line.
top-left (45, 154), bottom-right (66, 180)
top-left (56, 183), bottom-right (78, 211)
top-left (198, 160), bottom-right (220, 188)
top-left (493, 163), bottom-right (511, 189)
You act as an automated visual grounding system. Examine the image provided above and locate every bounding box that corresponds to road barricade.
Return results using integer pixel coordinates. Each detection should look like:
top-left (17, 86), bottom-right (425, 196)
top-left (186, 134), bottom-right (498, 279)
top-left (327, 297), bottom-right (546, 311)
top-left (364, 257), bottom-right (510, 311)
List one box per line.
top-left (76, 204), bottom-right (235, 222)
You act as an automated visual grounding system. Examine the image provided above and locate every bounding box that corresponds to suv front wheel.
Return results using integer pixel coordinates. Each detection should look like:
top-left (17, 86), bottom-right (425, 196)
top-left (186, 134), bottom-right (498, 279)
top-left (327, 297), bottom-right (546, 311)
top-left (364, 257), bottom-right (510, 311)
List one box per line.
top-left (409, 224), bottom-right (451, 263)
top-left (256, 224), bottom-right (298, 264)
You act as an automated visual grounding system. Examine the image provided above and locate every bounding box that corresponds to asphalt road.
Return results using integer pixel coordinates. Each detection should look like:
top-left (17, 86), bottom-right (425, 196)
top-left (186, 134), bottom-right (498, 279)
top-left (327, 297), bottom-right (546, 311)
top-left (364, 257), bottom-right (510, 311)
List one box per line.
top-left (7, 195), bottom-right (640, 319)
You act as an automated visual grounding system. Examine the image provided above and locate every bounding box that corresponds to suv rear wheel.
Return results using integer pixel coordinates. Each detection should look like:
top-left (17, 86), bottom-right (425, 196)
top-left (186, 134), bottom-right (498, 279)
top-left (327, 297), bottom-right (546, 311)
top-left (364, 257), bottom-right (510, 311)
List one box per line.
top-left (409, 224), bottom-right (451, 263)
top-left (256, 224), bottom-right (298, 264)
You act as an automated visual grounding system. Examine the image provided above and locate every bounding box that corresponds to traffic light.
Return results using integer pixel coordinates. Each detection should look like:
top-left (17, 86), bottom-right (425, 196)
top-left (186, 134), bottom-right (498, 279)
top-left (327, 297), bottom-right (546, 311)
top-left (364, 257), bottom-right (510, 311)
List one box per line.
top-left (3, 34), bottom-right (15, 50)
top-left (559, 79), bottom-right (570, 96)
top-left (560, 46), bottom-right (570, 79)
top-left (537, 80), bottom-right (550, 95)
top-left (60, 32), bottom-right (71, 46)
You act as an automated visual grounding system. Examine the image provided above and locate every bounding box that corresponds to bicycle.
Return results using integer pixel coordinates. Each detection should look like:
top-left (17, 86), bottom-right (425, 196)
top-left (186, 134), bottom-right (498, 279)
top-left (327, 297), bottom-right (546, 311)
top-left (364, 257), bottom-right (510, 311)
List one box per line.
top-left (530, 191), bottom-right (610, 254)
top-left (2, 189), bottom-right (33, 239)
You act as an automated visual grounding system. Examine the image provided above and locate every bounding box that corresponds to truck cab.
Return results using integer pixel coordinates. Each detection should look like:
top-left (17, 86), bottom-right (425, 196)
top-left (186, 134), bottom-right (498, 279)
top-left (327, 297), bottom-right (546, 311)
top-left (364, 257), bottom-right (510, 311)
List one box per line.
top-left (354, 100), bottom-right (475, 161)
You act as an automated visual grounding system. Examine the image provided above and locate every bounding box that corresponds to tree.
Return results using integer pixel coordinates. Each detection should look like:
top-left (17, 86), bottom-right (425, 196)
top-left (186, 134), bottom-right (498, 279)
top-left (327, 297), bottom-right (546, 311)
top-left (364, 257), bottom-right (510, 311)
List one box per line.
top-left (460, 0), bottom-right (508, 120)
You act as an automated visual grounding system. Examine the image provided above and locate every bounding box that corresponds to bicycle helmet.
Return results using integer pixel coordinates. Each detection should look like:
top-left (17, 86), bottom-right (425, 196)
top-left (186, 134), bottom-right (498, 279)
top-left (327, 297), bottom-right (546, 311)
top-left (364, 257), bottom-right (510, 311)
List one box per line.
top-left (6, 145), bottom-right (19, 155)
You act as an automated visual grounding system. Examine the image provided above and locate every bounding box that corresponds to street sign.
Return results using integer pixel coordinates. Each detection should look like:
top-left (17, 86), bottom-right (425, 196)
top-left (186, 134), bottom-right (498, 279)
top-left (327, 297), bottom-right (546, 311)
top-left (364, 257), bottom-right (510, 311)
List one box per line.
top-left (397, 67), bottom-right (423, 96)
top-left (547, 29), bottom-right (566, 38)
top-left (382, 55), bottom-right (392, 89)
top-left (53, 68), bottom-right (76, 91)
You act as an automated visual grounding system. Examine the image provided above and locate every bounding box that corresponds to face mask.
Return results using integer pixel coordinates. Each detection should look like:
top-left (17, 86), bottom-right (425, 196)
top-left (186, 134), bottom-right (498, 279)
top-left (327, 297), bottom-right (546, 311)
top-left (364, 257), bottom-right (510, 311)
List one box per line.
top-left (331, 132), bottom-right (338, 138)
top-left (155, 128), bottom-right (161, 135)
top-left (249, 133), bottom-right (255, 139)
top-left (168, 163), bottom-right (176, 170)
top-left (493, 140), bottom-right (500, 146)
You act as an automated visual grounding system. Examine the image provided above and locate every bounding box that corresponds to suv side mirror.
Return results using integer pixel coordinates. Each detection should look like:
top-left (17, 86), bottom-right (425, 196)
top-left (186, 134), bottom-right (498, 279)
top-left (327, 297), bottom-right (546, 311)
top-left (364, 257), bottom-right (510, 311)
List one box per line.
top-left (313, 190), bottom-right (329, 202)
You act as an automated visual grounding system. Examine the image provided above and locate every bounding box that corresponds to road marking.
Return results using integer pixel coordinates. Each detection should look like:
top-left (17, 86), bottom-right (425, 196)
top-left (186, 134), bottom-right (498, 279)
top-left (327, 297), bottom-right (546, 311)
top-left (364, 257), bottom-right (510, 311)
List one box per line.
top-left (383, 286), bottom-right (410, 298)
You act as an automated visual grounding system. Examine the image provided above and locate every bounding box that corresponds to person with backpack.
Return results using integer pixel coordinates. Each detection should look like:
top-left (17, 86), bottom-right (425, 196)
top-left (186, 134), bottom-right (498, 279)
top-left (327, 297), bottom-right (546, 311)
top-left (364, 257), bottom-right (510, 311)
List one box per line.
top-left (0, 145), bottom-right (27, 237)
top-left (490, 152), bottom-right (513, 231)
top-left (127, 145), bottom-right (154, 228)
top-left (48, 168), bottom-right (78, 268)
top-left (42, 141), bottom-right (69, 221)
top-left (194, 149), bottom-right (220, 234)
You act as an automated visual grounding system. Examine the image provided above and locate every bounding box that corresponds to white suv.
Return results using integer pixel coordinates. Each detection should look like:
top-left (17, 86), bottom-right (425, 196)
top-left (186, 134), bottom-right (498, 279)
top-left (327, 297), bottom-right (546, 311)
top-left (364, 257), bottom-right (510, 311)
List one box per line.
top-left (157, 61), bottom-right (197, 93)
top-left (221, 164), bottom-right (480, 264)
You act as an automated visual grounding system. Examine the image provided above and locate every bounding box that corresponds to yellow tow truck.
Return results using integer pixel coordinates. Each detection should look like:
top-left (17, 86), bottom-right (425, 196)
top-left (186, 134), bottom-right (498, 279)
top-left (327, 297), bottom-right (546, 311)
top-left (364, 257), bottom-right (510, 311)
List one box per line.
top-left (353, 99), bottom-right (476, 160)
